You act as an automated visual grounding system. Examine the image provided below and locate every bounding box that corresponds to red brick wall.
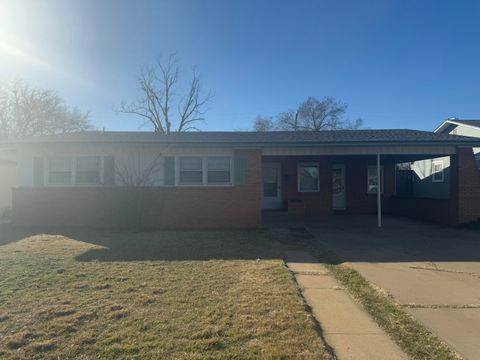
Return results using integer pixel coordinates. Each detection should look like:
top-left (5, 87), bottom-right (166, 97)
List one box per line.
top-left (262, 155), bottom-right (396, 216)
top-left (12, 149), bottom-right (262, 229)
top-left (263, 156), bottom-right (333, 216)
top-left (455, 148), bottom-right (480, 224)
top-left (344, 158), bottom-right (396, 214)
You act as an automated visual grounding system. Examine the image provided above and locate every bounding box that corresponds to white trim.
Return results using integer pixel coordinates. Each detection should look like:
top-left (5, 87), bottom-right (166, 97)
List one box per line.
top-left (434, 119), bottom-right (480, 133)
top-left (432, 160), bottom-right (445, 182)
top-left (297, 162), bottom-right (320, 193)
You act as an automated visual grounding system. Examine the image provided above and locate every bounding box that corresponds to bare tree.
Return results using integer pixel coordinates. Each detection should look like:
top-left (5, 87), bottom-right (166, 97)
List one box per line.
top-left (115, 151), bottom-right (164, 228)
top-left (276, 110), bottom-right (300, 131)
top-left (253, 115), bottom-right (276, 131)
top-left (119, 54), bottom-right (212, 133)
top-left (0, 81), bottom-right (92, 139)
top-left (252, 96), bottom-right (363, 131)
top-left (297, 96), bottom-right (360, 130)
top-left (115, 152), bottom-right (163, 187)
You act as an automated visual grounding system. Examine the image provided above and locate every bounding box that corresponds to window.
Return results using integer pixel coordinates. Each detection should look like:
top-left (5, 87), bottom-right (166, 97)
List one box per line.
top-left (179, 157), bottom-right (203, 184)
top-left (76, 156), bottom-right (101, 184)
top-left (207, 157), bottom-right (231, 184)
top-left (367, 166), bottom-right (384, 194)
top-left (48, 157), bottom-right (72, 185)
top-left (298, 163), bottom-right (319, 192)
top-left (432, 160), bottom-right (444, 182)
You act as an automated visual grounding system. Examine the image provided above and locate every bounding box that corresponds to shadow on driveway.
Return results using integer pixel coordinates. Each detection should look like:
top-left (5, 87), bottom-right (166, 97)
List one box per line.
top-left (264, 212), bottom-right (480, 264)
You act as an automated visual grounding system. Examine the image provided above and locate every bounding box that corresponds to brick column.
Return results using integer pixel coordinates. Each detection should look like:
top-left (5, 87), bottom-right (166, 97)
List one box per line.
top-left (453, 147), bottom-right (480, 224)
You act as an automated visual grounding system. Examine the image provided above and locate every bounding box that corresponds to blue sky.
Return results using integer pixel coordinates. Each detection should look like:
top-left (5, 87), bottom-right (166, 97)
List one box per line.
top-left (0, 0), bottom-right (479, 132)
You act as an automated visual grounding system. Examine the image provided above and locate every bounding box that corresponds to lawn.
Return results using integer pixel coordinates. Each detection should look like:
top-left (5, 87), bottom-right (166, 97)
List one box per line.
top-left (0, 225), bottom-right (332, 359)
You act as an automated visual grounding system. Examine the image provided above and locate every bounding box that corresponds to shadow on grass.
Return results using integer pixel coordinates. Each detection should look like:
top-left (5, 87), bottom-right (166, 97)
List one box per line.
top-left (70, 228), bottom-right (313, 262)
top-left (0, 224), bottom-right (49, 246)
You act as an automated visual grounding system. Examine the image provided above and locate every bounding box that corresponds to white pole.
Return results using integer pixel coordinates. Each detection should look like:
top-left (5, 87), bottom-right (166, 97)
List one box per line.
top-left (377, 153), bottom-right (382, 228)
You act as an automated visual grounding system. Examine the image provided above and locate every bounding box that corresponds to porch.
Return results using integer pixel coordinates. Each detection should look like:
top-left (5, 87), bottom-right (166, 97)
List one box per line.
top-left (260, 147), bottom-right (480, 226)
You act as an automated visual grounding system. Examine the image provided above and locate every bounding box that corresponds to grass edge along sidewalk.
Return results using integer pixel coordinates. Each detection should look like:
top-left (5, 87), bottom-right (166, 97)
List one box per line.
top-left (308, 238), bottom-right (463, 360)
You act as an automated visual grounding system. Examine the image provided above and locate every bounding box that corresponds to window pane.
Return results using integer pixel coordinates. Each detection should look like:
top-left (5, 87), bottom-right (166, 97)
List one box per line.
top-left (207, 157), bottom-right (230, 171)
top-left (299, 165), bottom-right (319, 192)
top-left (49, 172), bottom-right (72, 185)
top-left (433, 163), bottom-right (443, 173)
top-left (208, 171), bottom-right (230, 183)
top-left (180, 171), bottom-right (203, 184)
top-left (263, 166), bottom-right (278, 183)
top-left (76, 157), bottom-right (101, 184)
top-left (207, 157), bottom-right (231, 184)
top-left (48, 157), bottom-right (72, 185)
top-left (264, 182), bottom-right (277, 197)
top-left (179, 157), bottom-right (203, 184)
top-left (77, 156), bottom-right (100, 172)
top-left (180, 157), bottom-right (202, 171)
top-left (432, 162), bottom-right (444, 182)
top-left (367, 166), bottom-right (383, 193)
top-left (49, 157), bottom-right (71, 172)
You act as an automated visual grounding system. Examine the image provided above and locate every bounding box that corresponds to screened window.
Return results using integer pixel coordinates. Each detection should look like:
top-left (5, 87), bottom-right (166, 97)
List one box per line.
top-left (76, 156), bottom-right (101, 184)
top-left (432, 160), bottom-right (444, 182)
top-left (48, 157), bottom-right (72, 185)
top-left (207, 157), bottom-right (231, 184)
top-left (298, 163), bottom-right (319, 192)
top-left (367, 166), bottom-right (384, 194)
top-left (179, 157), bottom-right (203, 184)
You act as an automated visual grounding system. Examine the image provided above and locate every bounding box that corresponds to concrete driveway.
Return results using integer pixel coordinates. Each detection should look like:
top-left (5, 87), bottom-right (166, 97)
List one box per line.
top-left (304, 216), bottom-right (480, 360)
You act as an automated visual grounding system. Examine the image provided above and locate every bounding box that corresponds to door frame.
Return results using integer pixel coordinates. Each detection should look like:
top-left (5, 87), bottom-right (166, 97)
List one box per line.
top-left (261, 162), bottom-right (282, 209)
top-left (332, 164), bottom-right (346, 210)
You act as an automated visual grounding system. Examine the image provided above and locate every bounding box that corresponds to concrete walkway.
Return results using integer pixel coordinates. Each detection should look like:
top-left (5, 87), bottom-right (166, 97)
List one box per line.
top-left (284, 250), bottom-right (408, 360)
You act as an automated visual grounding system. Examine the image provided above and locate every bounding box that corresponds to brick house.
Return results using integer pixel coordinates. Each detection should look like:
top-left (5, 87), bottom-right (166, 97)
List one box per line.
top-left (4, 129), bottom-right (480, 228)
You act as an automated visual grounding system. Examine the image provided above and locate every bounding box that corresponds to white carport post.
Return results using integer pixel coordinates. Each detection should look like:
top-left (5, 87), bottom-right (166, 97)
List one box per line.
top-left (377, 153), bottom-right (382, 228)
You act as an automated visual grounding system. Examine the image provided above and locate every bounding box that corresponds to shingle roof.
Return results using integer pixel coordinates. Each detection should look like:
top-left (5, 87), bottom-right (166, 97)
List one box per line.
top-left (5, 129), bottom-right (480, 147)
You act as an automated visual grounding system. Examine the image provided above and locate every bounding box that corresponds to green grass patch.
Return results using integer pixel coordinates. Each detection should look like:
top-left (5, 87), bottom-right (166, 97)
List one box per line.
top-left (310, 240), bottom-right (462, 360)
top-left (0, 225), bottom-right (332, 359)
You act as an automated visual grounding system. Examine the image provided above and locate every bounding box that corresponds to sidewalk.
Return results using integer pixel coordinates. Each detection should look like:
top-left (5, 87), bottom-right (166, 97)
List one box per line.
top-left (284, 250), bottom-right (408, 360)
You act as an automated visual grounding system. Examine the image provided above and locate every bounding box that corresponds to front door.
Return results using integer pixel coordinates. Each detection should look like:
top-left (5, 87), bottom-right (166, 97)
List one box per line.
top-left (332, 164), bottom-right (346, 210)
top-left (262, 163), bottom-right (282, 209)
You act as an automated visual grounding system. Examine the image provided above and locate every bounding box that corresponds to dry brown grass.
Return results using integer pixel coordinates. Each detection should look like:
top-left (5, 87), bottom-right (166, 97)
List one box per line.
top-left (0, 226), bottom-right (332, 359)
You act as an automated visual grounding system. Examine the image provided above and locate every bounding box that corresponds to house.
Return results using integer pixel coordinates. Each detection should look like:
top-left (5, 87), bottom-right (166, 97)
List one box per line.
top-left (0, 148), bottom-right (17, 217)
top-left (410, 119), bottom-right (480, 200)
top-left (4, 129), bottom-right (480, 228)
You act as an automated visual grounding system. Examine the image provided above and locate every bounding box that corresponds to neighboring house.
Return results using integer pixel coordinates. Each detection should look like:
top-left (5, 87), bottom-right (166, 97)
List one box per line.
top-left (411, 119), bottom-right (480, 199)
top-left (4, 129), bottom-right (480, 228)
top-left (0, 148), bottom-right (17, 217)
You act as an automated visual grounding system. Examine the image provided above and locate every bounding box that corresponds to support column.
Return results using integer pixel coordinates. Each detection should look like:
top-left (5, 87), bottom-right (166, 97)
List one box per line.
top-left (377, 153), bottom-right (382, 228)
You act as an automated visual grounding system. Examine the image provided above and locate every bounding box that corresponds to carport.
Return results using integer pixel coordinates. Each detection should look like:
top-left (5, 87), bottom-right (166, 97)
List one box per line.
top-left (260, 130), bottom-right (480, 226)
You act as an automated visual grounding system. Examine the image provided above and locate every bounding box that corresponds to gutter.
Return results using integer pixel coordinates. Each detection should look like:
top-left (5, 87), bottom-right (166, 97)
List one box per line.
top-left (3, 140), bottom-right (480, 148)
